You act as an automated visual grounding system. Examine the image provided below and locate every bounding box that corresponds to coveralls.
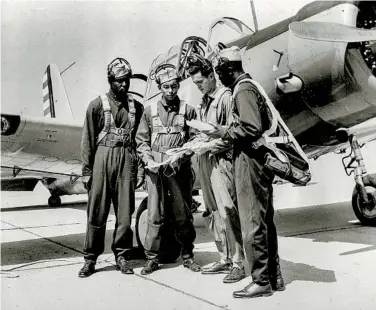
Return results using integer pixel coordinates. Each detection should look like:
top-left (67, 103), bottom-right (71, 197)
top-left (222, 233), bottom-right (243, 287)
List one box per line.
top-left (196, 86), bottom-right (244, 265)
top-left (81, 90), bottom-right (144, 262)
top-left (136, 96), bottom-right (197, 262)
top-left (225, 73), bottom-right (281, 285)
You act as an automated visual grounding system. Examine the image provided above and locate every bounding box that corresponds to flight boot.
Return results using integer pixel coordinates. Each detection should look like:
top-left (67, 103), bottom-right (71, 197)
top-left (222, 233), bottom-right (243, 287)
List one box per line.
top-left (116, 256), bottom-right (134, 275)
top-left (233, 282), bottom-right (273, 298)
top-left (78, 260), bottom-right (96, 278)
top-left (141, 259), bottom-right (159, 275)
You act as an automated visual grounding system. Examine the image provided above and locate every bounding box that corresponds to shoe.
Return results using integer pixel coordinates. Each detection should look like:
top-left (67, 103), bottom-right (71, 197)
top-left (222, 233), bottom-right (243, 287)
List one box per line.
top-left (116, 256), bottom-right (134, 275)
top-left (141, 259), bottom-right (159, 275)
top-left (223, 266), bottom-right (246, 283)
top-left (271, 274), bottom-right (285, 291)
top-left (233, 282), bottom-right (273, 298)
top-left (78, 261), bottom-right (96, 278)
top-left (201, 261), bottom-right (232, 274)
top-left (183, 258), bottom-right (201, 272)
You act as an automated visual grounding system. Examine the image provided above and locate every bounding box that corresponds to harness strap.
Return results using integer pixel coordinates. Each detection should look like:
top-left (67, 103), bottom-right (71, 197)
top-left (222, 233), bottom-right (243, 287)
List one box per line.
top-left (127, 94), bottom-right (136, 131)
top-left (97, 95), bottom-right (112, 145)
top-left (233, 78), bottom-right (309, 164)
top-left (150, 100), bottom-right (187, 148)
top-left (97, 94), bottom-right (137, 146)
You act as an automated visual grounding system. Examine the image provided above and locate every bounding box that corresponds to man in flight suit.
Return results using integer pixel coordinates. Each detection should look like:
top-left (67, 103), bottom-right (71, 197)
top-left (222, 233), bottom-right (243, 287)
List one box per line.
top-left (136, 64), bottom-right (201, 275)
top-left (79, 57), bottom-right (144, 278)
top-left (186, 54), bottom-right (245, 283)
top-left (203, 46), bottom-right (285, 298)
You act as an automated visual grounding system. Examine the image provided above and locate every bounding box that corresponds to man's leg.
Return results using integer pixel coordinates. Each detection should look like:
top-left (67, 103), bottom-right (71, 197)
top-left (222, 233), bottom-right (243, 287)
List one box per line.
top-left (210, 156), bottom-right (245, 283)
top-left (232, 151), bottom-right (273, 298)
top-left (141, 171), bottom-right (164, 275)
top-left (111, 148), bottom-right (135, 274)
top-left (168, 166), bottom-right (200, 272)
top-left (265, 187), bottom-right (285, 291)
top-left (199, 155), bottom-right (231, 274)
top-left (80, 147), bottom-right (112, 277)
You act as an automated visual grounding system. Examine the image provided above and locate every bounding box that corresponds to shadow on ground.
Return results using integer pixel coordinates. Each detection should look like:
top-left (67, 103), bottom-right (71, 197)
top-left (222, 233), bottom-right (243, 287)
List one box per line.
top-left (280, 259), bottom-right (336, 286)
top-left (192, 251), bottom-right (336, 287)
top-left (2, 200), bottom-right (375, 270)
top-left (1, 231), bottom-right (111, 266)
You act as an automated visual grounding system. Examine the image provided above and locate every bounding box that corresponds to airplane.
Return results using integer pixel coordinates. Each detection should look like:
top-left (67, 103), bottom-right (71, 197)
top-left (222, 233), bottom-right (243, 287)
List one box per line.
top-left (2, 0), bottom-right (376, 260)
top-left (1, 63), bottom-right (148, 207)
top-left (134, 0), bottom-right (376, 254)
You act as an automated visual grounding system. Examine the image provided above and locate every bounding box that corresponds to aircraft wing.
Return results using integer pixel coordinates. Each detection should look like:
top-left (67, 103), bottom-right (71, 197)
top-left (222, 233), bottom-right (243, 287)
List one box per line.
top-left (304, 118), bottom-right (376, 160)
top-left (1, 113), bottom-right (84, 190)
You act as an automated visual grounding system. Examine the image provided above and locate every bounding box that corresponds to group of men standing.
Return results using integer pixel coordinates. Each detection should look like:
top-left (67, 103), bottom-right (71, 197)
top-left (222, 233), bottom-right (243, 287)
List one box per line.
top-left (79, 46), bottom-right (284, 299)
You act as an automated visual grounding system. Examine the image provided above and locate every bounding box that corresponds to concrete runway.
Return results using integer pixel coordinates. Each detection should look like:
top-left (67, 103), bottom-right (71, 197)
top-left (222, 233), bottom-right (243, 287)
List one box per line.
top-left (1, 143), bottom-right (376, 310)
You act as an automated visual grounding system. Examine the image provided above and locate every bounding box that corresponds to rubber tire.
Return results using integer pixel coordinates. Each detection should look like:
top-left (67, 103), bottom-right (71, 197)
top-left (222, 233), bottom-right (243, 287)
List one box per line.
top-left (352, 173), bottom-right (376, 226)
top-left (135, 197), bottom-right (148, 250)
top-left (135, 197), bottom-right (182, 264)
top-left (48, 195), bottom-right (61, 207)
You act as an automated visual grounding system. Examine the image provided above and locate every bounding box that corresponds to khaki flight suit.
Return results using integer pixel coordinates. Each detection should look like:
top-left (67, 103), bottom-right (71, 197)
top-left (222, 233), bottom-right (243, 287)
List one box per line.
top-left (136, 97), bottom-right (197, 262)
top-left (197, 86), bottom-right (244, 265)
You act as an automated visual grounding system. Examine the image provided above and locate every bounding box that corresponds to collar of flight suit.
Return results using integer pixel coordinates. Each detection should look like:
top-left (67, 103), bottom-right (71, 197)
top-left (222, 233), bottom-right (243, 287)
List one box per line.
top-left (200, 85), bottom-right (222, 116)
top-left (229, 73), bottom-right (252, 92)
top-left (159, 96), bottom-right (180, 112)
top-left (107, 89), bottom-right (129, 110)
top-left (202, 85), bottom-right (221, 107)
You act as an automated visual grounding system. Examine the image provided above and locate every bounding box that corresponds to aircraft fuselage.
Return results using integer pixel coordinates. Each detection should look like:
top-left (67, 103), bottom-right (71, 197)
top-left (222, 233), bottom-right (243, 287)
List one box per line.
top-left (223, 1), bottom-right (376, 154)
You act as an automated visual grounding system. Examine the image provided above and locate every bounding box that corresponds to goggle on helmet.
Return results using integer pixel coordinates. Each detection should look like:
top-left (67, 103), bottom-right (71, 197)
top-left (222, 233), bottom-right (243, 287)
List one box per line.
top-left (151, 63), bottom-right (180, 85)
top-left (107, 57), bottom-right (132, 81)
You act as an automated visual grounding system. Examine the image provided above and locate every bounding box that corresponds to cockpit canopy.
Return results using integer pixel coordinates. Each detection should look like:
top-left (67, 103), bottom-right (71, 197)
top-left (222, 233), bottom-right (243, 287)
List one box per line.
top-left (144, 36), bottom-right (207, 101)
top-left (206, 17), bottom-right (254, 54)
top-left (143, 16), bottom-right (255, 102)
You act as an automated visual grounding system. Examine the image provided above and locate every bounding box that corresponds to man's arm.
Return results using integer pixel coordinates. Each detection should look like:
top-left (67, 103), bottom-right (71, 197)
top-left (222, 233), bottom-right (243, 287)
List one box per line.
top-left (81, 102), bottom-right (98, 177)
top-left (134, 101), bottom-right (146, 188)
top-left (225, 87), bottom-right (263, 142)
top-left (135, 108), bottom-right (154, 164)
top-left (185, 105), bottom-right (198, 141)
top-left (207, 91), bottom-right (233, 154)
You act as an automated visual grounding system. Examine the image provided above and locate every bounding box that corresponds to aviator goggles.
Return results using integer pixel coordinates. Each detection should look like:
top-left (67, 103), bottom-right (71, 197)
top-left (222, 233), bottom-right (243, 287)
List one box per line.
top-left (151, 63), bottom-right (180, 84)
top-left (107, 57), bottom-right (132, 80)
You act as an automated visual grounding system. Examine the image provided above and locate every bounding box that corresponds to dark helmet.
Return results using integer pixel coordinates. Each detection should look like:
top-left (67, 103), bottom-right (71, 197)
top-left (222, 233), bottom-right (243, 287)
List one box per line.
top-left (107, 57), bottom-right (132, 81)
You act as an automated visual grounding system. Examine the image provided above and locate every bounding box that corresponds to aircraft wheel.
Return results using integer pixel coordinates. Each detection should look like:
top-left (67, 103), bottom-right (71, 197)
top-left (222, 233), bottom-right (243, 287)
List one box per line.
top-left (135, 197), bottom-right (148, 250)
top-left (135, 196), bottom-right (182, 263)
top-left (48, 195), bottom-right (62, 207)
top-left (352, 173), bottom-right (376, 226)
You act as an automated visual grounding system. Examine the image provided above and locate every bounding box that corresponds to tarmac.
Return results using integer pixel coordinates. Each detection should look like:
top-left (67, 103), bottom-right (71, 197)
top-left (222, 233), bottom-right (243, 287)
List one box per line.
top-left (1, 143), bottom-right (376, 310)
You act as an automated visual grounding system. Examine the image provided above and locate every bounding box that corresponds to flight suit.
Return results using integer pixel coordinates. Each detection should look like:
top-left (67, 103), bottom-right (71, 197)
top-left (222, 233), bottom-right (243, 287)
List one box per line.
top-left (136, 96), bottom-right (197, 261)
top-left (225, 73), bottom-right (281, 285)
top-left (81, 90), bottom-right (144, 262)
top-left (196, 86), bottom-right (244, 265)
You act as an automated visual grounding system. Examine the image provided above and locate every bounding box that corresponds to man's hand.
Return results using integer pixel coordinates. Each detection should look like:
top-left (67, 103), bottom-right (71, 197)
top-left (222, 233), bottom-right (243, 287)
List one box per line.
top-left (191, 144), bottom-right (211, 155)
top-left (82, 175), bottom-right (92, 191)
top-left (200, 123), bottom-right (227, 139)
top-left (145, 160), bottom-right (161, 174)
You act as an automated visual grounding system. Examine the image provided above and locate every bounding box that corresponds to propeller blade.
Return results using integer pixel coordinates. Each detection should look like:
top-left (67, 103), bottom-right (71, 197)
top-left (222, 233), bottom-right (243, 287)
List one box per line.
top-left (289, 21), bottom-right (376, 42)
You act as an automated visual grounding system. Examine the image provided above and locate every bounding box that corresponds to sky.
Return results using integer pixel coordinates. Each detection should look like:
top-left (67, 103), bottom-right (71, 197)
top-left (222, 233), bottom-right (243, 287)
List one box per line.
top-left (1, 0), bottom-right (312, 119)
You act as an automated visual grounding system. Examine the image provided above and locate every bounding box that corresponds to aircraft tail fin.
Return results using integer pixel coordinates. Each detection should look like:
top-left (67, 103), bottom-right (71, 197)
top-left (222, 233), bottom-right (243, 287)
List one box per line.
top-left (42, 64), bottom-right (73, 120)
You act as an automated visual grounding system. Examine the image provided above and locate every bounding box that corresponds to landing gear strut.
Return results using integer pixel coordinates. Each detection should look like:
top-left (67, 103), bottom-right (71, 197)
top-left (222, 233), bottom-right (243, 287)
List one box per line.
top-left (342, 133), bottom-right (376, 226)
top-left (48, 195), bottom-right (62, 207)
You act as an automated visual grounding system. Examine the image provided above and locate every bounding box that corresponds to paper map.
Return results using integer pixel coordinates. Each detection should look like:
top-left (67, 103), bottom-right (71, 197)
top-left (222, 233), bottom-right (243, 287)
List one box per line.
top-left (186, 120), bottom-right (215, 132)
